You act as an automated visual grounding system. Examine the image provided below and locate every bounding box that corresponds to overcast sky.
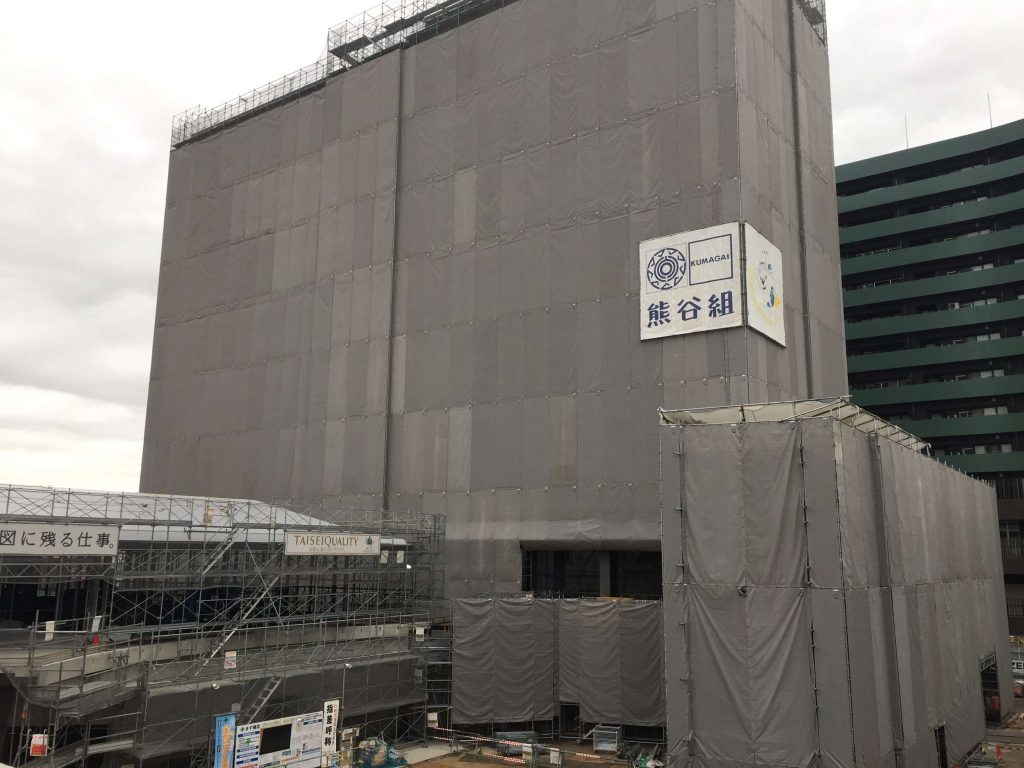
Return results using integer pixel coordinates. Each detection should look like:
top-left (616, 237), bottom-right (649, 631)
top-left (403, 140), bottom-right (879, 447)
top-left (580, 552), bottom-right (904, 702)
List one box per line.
top-left (2, 1), bottom-right (1023, 493)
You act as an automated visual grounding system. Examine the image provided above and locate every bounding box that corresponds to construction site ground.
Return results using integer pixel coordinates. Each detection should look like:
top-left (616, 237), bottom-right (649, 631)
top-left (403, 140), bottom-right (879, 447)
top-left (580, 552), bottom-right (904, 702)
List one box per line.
top-left (982, 696), bottom-right (1024, 767)
top-left (411, 741), bottom-right (622, 768)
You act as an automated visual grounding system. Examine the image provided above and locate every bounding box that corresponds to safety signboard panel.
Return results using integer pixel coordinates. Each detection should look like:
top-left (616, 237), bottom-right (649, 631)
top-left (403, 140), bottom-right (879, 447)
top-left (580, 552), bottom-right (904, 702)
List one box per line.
top-left (638, 222), bottom-right (786, 346)
top-left (321, 699), bottom-right (339, 767)
top-left (0, 522), bottom-right (119, 556)
top-left (235, 712), bottom-right (324, 768)
top-left (284, 533), bottom-right (380, 556)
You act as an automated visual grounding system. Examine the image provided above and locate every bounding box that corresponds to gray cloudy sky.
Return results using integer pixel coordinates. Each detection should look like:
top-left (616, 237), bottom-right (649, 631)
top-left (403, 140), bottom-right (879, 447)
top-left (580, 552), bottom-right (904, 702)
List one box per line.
top-left (2, 1), bottom-right (1023, 493)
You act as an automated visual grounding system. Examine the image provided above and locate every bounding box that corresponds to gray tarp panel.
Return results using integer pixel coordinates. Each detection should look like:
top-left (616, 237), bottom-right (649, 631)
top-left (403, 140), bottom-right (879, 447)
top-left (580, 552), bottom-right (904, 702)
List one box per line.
top-left (685, 584), bottom-right (816, 767)
top-left (452, 598), bottom-right (556, 724)
top-left (664, 418), bottom-right (1010, 768)
top-left (453, 598), bottom-right (663, 727)
top-left (558, 600), bottom-right (665, 726)
top-left (681, 423), bottom-right (804, 590)
top-left (146, 0), bottom-right (851, 614)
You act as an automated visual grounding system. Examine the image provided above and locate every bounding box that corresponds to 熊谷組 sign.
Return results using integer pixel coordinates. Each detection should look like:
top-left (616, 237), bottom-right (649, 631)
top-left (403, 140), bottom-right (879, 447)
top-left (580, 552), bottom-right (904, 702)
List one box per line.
top-left (0, 522), bottom-right (119, 556)
top-left (639, 222), bottom-right (785, 347)
top-left (285, 532), bottom-right (381, 556)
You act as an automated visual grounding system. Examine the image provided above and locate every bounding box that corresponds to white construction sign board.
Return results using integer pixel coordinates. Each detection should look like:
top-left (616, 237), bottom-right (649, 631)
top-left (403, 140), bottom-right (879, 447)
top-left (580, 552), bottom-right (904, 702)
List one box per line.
top-left (284, 533), bottom-right (380, 556)
top-left (0, 522), bottom-right (119, 556)
top-left (321, 699), bottom-right (339, 760)
top-left (235, 712), bottom-right (324, 768)
top-left (639, 222), bottom-right (785, 347)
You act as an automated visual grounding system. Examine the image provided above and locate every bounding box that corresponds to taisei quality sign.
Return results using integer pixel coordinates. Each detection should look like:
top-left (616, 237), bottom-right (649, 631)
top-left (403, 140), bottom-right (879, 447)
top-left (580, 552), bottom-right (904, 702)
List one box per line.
top-left (285, 533), bottom-right (381, 556)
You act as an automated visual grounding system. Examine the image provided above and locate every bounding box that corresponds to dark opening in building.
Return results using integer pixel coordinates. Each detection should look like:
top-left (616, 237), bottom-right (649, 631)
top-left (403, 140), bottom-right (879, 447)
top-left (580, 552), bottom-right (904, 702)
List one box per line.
top-left (521, 549), bottom-right (662, 598)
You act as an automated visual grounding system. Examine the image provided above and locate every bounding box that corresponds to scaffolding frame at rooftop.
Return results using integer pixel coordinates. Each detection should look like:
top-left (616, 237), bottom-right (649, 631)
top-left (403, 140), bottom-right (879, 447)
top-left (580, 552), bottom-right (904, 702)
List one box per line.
top-left (0, 485), bottom-right (444, 768)
top-left (796, 0), bottom-right (828, 45)
top-left (170, 0), bottom-right (830, 147)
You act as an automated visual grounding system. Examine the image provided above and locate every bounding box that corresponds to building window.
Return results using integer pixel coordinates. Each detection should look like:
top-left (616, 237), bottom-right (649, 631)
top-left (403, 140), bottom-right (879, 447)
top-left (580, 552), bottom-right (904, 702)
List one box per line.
top-left (1001, 521), bottom-right (1024, 560)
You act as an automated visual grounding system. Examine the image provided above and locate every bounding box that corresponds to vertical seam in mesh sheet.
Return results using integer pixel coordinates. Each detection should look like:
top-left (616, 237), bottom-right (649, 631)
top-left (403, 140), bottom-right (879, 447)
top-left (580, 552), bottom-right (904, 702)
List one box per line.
top-left (787, 0), bottom-right (816, 398)
top-left (830, 418), bottom-right (857, 765)
top-left (870, 434), bottom-right (907, 758)
top-left (381, 53), bottom-right (406, 511)
top-left (679, 429), bottom-right (695, 757)
top-left (796, 420), bottom-right (823, 761)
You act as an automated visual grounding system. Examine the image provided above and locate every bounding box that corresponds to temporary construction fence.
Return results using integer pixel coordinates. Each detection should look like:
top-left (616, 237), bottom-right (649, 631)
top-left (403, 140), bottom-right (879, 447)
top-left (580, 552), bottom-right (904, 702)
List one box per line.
top-left (447, 398), bottom-right (1009, 768)
top-left (451, 598), bottom-right (664, 728)
top-left (0, 485), bottom-right (443, 768)
top-left (660, 399), bottom-right (1012, 768)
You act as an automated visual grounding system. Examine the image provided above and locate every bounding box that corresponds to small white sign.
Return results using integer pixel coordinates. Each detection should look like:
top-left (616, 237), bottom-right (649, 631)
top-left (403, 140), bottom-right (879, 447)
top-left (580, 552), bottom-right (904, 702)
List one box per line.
top-left (639, 223), bottom-right (743, 341)
top-left (322, 699), bottom-right (340, 762)
top-left (285, 532), bottom-right (381, 556)
top-left (744, 223), bottom-right (786, 347)
top-left (30, 734), bottom-right (48, 757)
top-left (224, 650), bottom-right (237, 670)
top-left (0, 522), bottom-right (119, 556)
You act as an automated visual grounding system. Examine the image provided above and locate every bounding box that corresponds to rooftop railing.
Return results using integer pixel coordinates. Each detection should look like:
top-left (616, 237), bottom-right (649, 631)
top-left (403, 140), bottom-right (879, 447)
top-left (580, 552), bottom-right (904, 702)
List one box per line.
top-left (170, 0), bottom-right (826, 146)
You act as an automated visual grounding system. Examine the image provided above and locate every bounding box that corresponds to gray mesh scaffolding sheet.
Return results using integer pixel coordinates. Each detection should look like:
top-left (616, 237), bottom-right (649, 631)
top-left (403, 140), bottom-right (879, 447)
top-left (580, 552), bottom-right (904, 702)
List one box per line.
top-left (0, 485), bottom-right (443, 768)
top-left (796, 0), bottom-right (827, 45)
top-left (660, 411), bottom-right (1010, 768)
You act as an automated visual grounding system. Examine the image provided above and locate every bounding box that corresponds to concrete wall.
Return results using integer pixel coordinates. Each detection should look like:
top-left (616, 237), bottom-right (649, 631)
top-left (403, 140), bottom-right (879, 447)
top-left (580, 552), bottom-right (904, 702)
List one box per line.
top-left (143, 0), bottom-right (847, 595)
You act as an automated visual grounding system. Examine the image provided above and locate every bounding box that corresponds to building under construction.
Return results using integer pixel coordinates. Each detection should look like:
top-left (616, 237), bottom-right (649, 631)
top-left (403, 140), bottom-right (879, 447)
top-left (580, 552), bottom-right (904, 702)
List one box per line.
top-left (105, 0), bottom-right (1018, 766)
top-left (0, 485), bottom-right (443, 768)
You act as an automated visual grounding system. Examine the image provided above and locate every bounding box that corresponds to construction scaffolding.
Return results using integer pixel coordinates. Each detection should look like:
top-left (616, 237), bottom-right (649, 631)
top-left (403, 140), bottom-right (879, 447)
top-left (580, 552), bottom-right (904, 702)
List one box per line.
top-left (171, 0), bottom-right (519, 147)
top-left (171, 0), bottom-right (833, 148)
top-left (796, 0), bottom-right (827, 45)
top-left (171, 57), bottom-right (342, 146)
top-left (326, 0), bottom-right (512, 67)
top-left (0, 485), bottom-right (444, 768)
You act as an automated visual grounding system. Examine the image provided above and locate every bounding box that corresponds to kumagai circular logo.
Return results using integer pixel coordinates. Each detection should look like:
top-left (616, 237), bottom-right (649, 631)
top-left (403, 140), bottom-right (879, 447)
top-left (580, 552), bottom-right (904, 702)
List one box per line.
top-left (646, 247), bottom-right (687, 290)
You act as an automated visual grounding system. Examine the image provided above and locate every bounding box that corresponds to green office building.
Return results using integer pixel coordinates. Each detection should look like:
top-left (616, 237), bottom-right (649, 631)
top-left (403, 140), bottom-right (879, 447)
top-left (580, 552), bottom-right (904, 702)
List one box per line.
top-left (838, 117), bottom-right (1024, 632)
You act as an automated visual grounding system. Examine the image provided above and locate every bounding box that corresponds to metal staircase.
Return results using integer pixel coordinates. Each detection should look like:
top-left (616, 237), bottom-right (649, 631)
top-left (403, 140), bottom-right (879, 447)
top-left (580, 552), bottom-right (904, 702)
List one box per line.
top-left (203, 573), bottom-right (281, 666)
top-left (200, 527), bottom-right (245, 576)
top-left (243, 675), bottom-right (283, 720)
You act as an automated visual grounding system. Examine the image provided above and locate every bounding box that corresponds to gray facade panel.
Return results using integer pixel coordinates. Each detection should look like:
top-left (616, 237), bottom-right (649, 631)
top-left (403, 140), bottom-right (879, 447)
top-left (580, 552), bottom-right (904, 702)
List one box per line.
top-left (662, 418), bottom-right (1010, 768)
top-left (143, 2), bottom-right (846, 595)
